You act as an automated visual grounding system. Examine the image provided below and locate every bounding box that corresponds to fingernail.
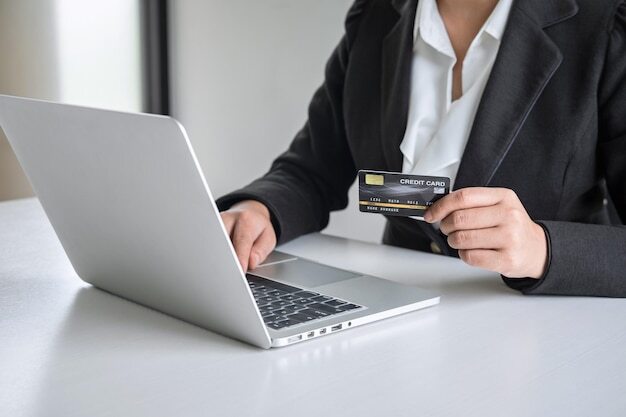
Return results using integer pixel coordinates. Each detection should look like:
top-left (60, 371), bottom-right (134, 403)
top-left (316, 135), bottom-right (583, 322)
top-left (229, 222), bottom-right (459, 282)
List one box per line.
top-left (251, 253), bottom-right (259, 269)
top-left (424, 211), bottom-right (433, 222)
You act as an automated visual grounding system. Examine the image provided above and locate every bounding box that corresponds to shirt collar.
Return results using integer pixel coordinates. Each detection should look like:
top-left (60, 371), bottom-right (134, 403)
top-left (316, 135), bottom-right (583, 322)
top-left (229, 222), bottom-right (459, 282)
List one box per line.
top-left (483, 0), bottom-right (513, 41)
top-left (413, 0), bottom-right (513, 51)
top-left (414, 0), bottom-right (455, 57)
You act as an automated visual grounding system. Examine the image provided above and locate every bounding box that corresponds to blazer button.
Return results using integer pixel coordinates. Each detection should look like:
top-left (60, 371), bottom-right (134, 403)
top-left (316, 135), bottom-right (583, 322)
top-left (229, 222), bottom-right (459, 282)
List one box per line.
top-left (430, 242), bottom-right (442, 254)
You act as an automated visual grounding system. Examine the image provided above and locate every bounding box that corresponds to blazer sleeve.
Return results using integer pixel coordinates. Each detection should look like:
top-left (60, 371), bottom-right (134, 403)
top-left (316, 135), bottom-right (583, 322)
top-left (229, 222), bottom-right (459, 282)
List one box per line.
top-left (503, 3), bottom-right (626, 297)
top-left (215, 0), bottom-right (368, 244)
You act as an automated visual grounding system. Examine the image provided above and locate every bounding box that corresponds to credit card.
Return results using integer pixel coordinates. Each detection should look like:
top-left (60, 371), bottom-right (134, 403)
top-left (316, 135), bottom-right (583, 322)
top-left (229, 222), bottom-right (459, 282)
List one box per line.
top-left (358, 170), bottom-right (450, 219)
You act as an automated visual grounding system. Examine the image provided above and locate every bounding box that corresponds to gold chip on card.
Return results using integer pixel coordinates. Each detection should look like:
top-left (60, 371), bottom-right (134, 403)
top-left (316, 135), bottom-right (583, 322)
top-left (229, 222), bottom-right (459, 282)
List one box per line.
top-left (365, 174), bottom-right (385, 186)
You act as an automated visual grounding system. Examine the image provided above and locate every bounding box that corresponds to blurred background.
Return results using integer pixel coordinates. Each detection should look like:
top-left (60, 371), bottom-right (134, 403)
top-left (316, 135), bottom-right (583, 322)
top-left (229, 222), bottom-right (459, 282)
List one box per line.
top-left (0, 0), bottom-right (385, 243)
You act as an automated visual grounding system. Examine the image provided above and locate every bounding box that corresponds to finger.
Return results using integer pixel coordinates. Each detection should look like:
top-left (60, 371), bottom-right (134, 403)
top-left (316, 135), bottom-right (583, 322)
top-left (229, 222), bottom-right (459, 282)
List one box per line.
top-left (447, 227), bottom-right (507, 250)
top-left (231, 220), bottom-right (264, 272)
top-left (248, 226), bottom-right (277, 270)
top-left (220, 212), bottom-right (236, 235)
top-left (425, 188), bottom-right (512, 223)
top-left (439, 205), bottom-right (505, 235)
top-left (458, 249), bottom-right (502, 272)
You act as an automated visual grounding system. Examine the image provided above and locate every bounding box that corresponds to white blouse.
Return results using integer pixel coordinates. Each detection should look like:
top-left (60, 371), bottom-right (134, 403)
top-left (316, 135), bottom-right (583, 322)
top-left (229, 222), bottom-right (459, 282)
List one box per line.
top-left (400, 0), bottom-right (513, 189)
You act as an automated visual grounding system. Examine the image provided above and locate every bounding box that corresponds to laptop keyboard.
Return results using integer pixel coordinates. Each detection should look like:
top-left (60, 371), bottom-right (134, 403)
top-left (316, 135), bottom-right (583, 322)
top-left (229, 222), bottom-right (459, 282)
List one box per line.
top-left (246, 274), bottom-right (363, 330)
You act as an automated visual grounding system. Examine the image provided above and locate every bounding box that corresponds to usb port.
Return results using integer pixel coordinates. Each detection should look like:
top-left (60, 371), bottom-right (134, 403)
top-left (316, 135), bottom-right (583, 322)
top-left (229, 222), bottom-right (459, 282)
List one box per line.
top-left (331, 324), bottom-right (343, 332)
top-left (307, 331), bottom-right (315, 338)
top-left (319, 328), bottom-right (327, 335)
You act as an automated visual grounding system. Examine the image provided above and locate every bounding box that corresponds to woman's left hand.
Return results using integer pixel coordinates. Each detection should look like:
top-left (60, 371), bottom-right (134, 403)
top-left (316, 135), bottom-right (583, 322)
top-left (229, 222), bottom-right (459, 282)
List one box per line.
top-left (424, 187), bottom-right (548, 279)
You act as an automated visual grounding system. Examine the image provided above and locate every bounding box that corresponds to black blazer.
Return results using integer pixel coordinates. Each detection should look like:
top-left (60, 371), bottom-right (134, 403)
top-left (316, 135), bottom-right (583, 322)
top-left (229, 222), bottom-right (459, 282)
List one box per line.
top-left (217, 0), bottom-right (626, 297)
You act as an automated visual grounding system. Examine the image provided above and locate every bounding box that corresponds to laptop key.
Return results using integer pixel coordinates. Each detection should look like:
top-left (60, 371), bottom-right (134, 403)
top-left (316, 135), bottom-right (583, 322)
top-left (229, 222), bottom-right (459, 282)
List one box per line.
top-left (292, 299), bottom-right (314, 306)
top-left (308, 303), bottom-right (340, 314)
top-left (305, 308), bottom-right (330, 317)
top-left (310, 295), bottom-right (333, 302)
top-left (267, 322), bottom-right (284, 330)
top-left (283, 304), bottom-right (300, 312)
top-left (271, 319), bottom-right (300, 329)
top-left (271, 300), bottom-right (290, 307)
top-left (280, 294), bottom-right (300, 301)
top-left (266, 290), bottom-right (287, 297)
top-left (324, 299), bottom-right (348, 307)
top-left (288, 311), bottom-right (317, 322)
top-left (299, 308), bottom-right (327, 319)
top-left (282, 319), bottom-right (301, 327)
top-left (337, 303), bottom-right (361, 311)
top-left (294, 291), bottom-right (319, 298)
top-left (263, 314), bottom-right (280, 323)
top-left (258, 296), bottom-right (278, 303)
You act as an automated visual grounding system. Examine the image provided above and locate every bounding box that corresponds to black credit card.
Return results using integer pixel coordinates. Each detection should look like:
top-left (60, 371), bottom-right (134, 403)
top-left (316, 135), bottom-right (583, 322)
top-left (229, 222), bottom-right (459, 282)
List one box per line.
top-left (358, 170), bottom-right (450, 219)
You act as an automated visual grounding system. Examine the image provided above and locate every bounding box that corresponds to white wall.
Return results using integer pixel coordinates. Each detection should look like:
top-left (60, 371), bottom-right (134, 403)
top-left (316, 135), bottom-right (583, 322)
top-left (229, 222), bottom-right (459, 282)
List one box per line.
top-left (169, 0), bottom-right (386, 243)
top-left (0, 0), bottom-right (144, 201)
top-left (0, 0), bottom-right (143, 113)
top-left (54, 0), bottom-right (143, 112)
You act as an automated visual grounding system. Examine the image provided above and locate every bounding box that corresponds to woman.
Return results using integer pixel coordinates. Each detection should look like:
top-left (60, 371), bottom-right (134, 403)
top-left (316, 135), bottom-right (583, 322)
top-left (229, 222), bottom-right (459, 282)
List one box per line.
top-left (217, 0), bottom-right (626, 297)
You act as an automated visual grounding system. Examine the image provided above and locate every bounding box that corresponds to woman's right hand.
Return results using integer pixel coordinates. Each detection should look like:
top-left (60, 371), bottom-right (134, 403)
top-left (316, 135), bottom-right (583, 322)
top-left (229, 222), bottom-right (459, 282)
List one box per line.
top-left (220, 200), bottom-right (277, 272)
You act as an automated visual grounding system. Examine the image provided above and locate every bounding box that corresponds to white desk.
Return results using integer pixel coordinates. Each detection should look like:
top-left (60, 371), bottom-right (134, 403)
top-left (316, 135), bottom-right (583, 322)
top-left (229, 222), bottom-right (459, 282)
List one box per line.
top-left (1, 198), bottom-right (625, 417)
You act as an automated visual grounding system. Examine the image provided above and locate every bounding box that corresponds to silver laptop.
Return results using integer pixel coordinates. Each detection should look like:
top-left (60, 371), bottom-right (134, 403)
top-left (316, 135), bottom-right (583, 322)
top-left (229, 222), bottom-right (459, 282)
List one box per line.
top-left (0, 95), bottom-right (439, 348)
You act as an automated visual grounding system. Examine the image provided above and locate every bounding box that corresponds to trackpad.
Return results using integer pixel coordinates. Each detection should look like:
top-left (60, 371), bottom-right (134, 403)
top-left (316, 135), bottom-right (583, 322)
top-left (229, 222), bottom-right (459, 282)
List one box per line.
top-left (251, 258), bottom-right (361, 288)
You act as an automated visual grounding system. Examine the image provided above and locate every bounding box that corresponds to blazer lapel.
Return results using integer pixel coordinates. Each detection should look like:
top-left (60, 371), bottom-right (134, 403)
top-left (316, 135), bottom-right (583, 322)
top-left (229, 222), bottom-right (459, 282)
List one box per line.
top-left (453, 0), bottom-right (579, 189)
top-left (381, 0), bottom-right (418, 171)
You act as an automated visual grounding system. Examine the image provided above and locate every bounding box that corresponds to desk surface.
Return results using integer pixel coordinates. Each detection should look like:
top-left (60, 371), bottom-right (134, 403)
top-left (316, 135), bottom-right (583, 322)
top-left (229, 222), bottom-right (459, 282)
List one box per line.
top-left (1, 198), bottom-right (626, 417)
